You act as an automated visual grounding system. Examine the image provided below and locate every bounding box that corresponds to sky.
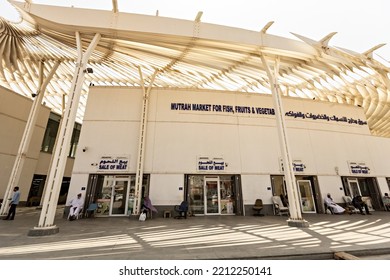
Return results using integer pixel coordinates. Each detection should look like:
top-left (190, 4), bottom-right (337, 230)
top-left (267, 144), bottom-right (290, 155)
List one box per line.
top-left (0, 0), bottom-right (389, 62)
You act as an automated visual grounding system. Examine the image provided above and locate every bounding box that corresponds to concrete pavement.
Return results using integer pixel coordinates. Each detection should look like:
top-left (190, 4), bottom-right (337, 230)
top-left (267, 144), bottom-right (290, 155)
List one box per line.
top-left (1, 206), bottom-right (390, 260)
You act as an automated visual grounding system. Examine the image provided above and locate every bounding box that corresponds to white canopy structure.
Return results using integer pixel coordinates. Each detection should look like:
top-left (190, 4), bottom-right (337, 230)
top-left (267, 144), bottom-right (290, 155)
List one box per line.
top-left (1, 0), bottom-right (389, 136)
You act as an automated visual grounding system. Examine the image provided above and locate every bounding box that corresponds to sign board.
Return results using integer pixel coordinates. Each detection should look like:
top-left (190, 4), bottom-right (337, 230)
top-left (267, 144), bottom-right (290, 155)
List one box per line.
top-left (279, 158), bottom-right (306, 173)
top-left (170, 102), bottom-right (367, 126)
top-left (97, 156), bottom-right (129, 172)
top-left (348, 161), bottom-right (370, 175)
top-left (197, 156), bottom-right (227, 172)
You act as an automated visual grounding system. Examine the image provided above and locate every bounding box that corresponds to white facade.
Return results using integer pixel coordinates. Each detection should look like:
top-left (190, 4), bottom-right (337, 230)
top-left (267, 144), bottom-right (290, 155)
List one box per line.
top-left (0, 86), bottom-right (75, 205)
top-left (69, 87), bottom-right (390, 216)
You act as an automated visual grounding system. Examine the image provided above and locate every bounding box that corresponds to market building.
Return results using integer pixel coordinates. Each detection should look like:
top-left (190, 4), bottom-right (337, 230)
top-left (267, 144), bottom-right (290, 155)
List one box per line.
top-left (1, 1), bottom-right (390, 234)
top-left (72, 86), bottom-right (390, 217)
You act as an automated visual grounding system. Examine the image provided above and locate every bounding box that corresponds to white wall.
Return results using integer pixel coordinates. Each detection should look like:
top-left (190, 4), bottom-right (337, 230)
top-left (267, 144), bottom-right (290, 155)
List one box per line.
top-left (149, 174), bottom-right (185, 205)
top-left (366, 137), bottom-right (390, 176)
top-left (241, 175), bottom-right (273, 205)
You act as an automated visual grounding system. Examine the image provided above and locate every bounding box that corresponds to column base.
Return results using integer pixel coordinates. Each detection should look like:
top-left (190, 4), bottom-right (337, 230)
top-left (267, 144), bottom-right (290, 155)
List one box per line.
top-left (28, 225), bottom-right (59, 236)
top-left (287, 219), bottom-right (310, 228)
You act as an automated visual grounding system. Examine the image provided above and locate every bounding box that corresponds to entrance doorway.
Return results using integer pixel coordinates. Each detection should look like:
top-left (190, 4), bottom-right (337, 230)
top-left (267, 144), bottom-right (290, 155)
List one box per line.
top-left (342, 176), bottom-right (381, 210)
top-left (97, 175), bottom-right (130, 216)
top-left (271, 175), bottom-right (321, 213)
top-left (205, 177), bottom-right (220, 215)
top-left (187, 175), bottom-right (241, 216)
top-left (85, 174), bottom-right (150, 216)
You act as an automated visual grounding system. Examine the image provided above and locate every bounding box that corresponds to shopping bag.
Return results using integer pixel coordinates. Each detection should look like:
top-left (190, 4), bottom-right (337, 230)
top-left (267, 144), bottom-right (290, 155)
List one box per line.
top-left (139, 212), bottom-right (146, 221)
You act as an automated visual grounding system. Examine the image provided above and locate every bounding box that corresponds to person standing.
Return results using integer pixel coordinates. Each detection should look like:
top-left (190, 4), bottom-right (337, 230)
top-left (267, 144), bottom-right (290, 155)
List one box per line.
top-left (141, 195), bottom-right (158, 218)
top-left (68, 193), bottom-right (84, 220)
top-left (3, 186), bottom-right (20, 220)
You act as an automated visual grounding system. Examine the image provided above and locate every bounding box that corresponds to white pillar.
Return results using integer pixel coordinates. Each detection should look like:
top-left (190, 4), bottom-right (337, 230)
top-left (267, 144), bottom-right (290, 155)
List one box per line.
top-left (260, 55), bottom-right (309, 227)
top-left (0, 60), bottom-right (60, 216)
top-left (133, 67), bottom-right (159, 215)
top-left (28, 32), bottom-right (100, 236)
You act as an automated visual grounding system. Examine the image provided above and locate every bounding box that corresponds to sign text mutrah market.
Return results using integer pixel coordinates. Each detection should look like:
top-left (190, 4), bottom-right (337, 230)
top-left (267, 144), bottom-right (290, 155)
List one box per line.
top-left (170, 102), bottom-right (367, 125)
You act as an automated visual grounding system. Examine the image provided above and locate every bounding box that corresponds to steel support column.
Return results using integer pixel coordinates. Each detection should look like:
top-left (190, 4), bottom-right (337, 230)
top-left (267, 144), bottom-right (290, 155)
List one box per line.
top-left (133, 67), bottom-right (159, 215)
top-left (0, 60), bottom-right (60, 216)
top-left (28, 32), bottom-right (100, 236)
top-left (260, 55), bottom-right (309, 227)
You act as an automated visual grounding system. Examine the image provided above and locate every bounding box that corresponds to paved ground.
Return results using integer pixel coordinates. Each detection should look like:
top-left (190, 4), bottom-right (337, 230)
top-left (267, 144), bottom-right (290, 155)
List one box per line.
top-left (1, 206), bottom-right (390, 260)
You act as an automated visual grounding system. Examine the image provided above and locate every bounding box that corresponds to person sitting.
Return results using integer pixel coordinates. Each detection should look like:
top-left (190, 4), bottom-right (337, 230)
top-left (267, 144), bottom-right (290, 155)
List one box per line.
top-left (68, 193), bottom-right (84, 220)
top-left (324, 193), bottom-right (345, 214)
top-left (141, 195), bottom-right (158, 218)
top-left (352, 195), bottom-right (371, 215)
top-left (280, 194), bottom-right (289, 207)
top-left (383, 193), bottom-right (390, 211)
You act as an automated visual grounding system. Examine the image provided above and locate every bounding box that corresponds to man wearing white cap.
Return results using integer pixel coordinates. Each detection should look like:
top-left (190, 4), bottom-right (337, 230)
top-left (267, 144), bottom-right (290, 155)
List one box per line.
top-left (324, 193), bottom-right (345, 214)
top-left (68, 193), bottom-right (84, 220)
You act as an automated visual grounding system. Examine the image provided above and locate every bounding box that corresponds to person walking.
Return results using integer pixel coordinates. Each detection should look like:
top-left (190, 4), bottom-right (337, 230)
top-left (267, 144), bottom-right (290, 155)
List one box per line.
top-left (3, 186), bottom-right (20, 220)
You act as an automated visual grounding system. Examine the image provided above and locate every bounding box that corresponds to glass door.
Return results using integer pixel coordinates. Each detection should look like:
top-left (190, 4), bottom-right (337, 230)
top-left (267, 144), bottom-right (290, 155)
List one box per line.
top-left (96, 175), bottom-right (115, 217)
top-left (110, 176), bottom-right (130, 216)
top-left (220, 177), bottom-right (235, 215)
top-left (297, 180), bottom-right (316, 213)
top-left (188, 175), bottom-right (204, 215)
top-left (95, 175), bottom-right (130, 216)
top-left (204, 177), bottom-right (220, 215)
top-left (347, 179), bottom-right (361, 197)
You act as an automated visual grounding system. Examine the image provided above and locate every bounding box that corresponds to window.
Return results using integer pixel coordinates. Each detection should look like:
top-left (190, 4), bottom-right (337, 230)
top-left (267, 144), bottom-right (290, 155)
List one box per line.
top-left (69, 123), bottom-right (81, 157)
top-left (41, 113), bottom-right (60, 153)
top-left (41, 112), bottom-right (81, 157)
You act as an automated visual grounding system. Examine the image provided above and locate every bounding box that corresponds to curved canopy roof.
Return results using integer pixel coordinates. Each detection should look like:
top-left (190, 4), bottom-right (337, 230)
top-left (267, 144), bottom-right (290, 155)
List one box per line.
top-left (1, 1), bottom-right (390, 136)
